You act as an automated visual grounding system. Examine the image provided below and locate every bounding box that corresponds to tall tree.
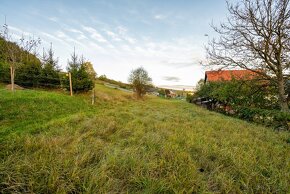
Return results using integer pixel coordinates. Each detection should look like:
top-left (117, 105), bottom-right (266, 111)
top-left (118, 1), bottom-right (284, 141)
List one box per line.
top-left (128, 67), bottom-right (152, 99)
top-left (206, 0), bottom-right (290, 111)
top-left (41, 43), bottom-right (60, 87)
top-left (62, 49), bottom-right (93, 92)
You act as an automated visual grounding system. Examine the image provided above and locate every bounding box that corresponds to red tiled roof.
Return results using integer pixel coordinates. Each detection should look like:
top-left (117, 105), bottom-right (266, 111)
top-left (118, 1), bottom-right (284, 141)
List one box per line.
top-left (205, 70), bottom-right (259, 82)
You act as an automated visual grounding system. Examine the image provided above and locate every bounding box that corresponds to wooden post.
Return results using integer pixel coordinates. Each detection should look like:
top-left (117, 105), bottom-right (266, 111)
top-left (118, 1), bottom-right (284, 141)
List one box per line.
top-left (69, 72), bottom-right (73, 96)
top-left (92, 88), bottom-right (95, 105)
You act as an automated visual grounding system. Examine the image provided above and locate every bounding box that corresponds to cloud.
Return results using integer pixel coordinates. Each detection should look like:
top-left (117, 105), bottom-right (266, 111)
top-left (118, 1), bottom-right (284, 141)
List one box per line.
top-left (65, 28), bottom-right (87, 40)
top-left (82, 26), bottom-right (107, 43)
top-left (161, 60), bottom-right (195, 68)
top-left (163, 76), bottom-right (180, 82)
top-left (105, 30), bottom-right (122, 41)
top-left (66, 28), bottom-right (83, 34)
top-left (48, 17), bottom-right (58, 22)
top-left (154, 14), bottom-right (167, 20)
top-left (8, 26), bottom-right (32, 37)
top-left (54, 30), bottom-right (85, 46)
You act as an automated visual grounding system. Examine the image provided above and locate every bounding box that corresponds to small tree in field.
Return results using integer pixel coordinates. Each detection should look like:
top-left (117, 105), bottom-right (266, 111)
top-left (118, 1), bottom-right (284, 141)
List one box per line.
top-left (128, 67), bottom-right (152, 99)
top-left (62, 50), bottom-right (94, 93)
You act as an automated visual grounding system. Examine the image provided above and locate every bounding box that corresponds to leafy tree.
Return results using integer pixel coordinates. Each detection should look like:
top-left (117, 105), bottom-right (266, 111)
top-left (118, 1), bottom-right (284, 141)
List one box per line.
top-left (128, 67), bottom-right (152, 99)
top-left (0, 22), bottom-right (40, 91)
top-left (206, 0), bottom-right (290, 111)
top-left (194, 79), bottom-right (279, 109)
top-left (83, 61), bottom-right (97, 80)
top-left (98, 74), bottom-right (107, 81)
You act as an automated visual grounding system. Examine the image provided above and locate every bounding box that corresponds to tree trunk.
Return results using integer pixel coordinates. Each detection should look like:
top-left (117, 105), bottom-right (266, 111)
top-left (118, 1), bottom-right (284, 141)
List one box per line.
top-left (277, 76), bottom-right (288, 112)
top-left (10, 65), bottom-right (15, 92)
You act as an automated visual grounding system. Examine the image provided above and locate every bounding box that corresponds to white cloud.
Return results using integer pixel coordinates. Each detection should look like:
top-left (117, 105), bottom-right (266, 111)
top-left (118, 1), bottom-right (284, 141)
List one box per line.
top-left (48, 17), bottom-right (58, 22)
top-left (55, 30), bottom-right (85, 47)
top-left (82, 26), bottom-right (107, 43)
top-left (105, 30), bottom-right (122, 41)
top-left (154, 14), bottom-right (167, 20)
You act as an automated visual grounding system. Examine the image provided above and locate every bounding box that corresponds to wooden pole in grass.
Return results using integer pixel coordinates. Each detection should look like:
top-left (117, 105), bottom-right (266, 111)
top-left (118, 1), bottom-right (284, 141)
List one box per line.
top-left (91, 80), bottom-right (96, 105)
top-left (92, 88), bottom-right (95, 105)
top-left (69, 72), bottom-right (73, 96)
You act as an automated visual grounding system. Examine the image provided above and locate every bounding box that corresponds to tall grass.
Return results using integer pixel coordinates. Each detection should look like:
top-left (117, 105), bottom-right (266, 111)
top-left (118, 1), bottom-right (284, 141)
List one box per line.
top-left (0, 84), bottom-right (289, 193)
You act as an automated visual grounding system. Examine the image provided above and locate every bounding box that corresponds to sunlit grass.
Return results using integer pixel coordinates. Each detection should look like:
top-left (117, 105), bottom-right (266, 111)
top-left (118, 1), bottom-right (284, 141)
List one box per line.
top-left (0, 83), bottom-right (289, 193)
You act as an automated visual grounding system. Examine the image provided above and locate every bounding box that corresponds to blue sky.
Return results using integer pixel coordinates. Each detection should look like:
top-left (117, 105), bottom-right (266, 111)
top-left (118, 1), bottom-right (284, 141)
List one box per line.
top-left (0, 0), bottom-right (229, 89)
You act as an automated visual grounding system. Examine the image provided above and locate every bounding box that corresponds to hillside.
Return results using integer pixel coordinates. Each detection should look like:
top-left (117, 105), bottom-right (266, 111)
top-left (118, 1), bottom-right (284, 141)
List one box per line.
top-left (0, 83), bottom-right (289, 193)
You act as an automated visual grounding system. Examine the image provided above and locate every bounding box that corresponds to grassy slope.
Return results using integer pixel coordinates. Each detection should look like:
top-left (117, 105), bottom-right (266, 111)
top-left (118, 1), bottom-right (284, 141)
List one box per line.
top-left (0, 83), bottom-right (289, 193)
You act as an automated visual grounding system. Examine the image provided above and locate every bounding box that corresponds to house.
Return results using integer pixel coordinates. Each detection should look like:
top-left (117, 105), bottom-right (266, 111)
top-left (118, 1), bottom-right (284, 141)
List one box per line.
top-left (204, 69), bottom-right (259, 83)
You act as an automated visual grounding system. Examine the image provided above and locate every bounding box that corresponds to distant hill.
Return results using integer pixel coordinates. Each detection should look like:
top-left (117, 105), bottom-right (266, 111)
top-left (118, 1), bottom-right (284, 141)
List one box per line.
top-left (158, 85), bottom-right (195, 91)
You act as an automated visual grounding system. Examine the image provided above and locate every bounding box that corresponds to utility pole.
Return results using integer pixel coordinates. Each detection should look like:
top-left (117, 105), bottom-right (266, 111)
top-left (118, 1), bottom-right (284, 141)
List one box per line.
top-left (69, 72), bottom-right (73, 96)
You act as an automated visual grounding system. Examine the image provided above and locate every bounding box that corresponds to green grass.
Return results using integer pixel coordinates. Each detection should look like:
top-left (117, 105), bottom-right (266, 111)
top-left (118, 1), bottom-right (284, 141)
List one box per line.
top-left (0, 83), bottom-right (289, 193)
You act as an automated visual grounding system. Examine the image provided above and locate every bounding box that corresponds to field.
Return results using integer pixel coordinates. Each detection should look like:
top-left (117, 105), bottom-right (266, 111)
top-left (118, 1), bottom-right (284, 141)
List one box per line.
top-left (0, 83), bottom-right (289, 193)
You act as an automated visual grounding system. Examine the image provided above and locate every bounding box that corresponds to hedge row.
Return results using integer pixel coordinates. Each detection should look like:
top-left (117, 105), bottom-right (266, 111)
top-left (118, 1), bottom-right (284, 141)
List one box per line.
top-left (232, 106), bottom-right (290, 130)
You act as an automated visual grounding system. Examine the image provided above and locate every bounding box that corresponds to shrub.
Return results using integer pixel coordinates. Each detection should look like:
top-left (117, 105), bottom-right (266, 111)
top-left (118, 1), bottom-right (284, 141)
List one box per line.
top-left (234, 106), bottom-right (290, 130)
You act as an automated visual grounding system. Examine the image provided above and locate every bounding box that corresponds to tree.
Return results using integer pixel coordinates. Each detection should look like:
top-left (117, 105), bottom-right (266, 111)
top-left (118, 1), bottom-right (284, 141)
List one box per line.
top-left (41, 43), bottom-right (60, 87)
top-left (0, 21), bottom-right (41, 91)
top-left (128, 67), bottom-right (152, 99)
top-left (83, 61), bottom-right (97, 80)
top-left (194, 79), bottom-right (278, 109)
top-left (62, 50), bottom-right (93, 92)
top-left (206, 0), bottom-right (290, 111)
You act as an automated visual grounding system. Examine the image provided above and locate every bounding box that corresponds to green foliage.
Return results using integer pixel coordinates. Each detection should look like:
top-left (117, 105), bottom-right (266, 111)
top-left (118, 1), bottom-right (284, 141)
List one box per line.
top-left (158, 89), bottom-right (166, 97)
top-left (128, 67), bottom-right (152, 98)
top-left (0, 37), bottom-right (61, 88)
top-left (234, 106), bottom-right (290, 130)
top-left (194, 79), bottom-right (279, 109)
top-left (62, 52), bottom-right (94, 93)
top-left (83, 61), bottom-right (97, 80)
top-left (14, 58), bottom-right (42, 87)
top-left (97, 74), bottom-right (132, 90)
top-left (0, 84), bottom-right (289, 193)
top-left (0, 61), bottom-right (10, 83)
top-left (186, 93), bottom-right (194, 102)
top-left (40, 45), bottom-right (61, 88)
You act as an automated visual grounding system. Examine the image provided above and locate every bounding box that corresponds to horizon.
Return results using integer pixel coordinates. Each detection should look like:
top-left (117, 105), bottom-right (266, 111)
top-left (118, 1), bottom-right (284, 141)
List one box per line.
top-left (0, 0), bottom-right (229, 88)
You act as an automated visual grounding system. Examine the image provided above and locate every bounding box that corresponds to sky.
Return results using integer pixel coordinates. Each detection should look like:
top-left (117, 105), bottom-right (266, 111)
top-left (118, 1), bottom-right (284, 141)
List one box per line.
top-left (0, 0), bottom-right (229, 90)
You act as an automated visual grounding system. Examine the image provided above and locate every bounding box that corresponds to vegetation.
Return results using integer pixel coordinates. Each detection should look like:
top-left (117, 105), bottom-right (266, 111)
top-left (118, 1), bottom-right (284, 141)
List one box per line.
top-left (98, 74), bottom-right (132, 90)
top-left (206, 0), bottom-right (290, 111)
top-left (0, 23), bottom-right (41, 91)
top-left (128, 67), bottom-right (152, 98)
top-left (192, 79), bottom-right (290, 129)
top-left (194, 79), bottom-right (279, 109)
top-left (0, 83), bottom-right (289, 193)
top-left (40, 44), bottom-right (61, 88)
top-left (61, 51), bottom-right (94, 93)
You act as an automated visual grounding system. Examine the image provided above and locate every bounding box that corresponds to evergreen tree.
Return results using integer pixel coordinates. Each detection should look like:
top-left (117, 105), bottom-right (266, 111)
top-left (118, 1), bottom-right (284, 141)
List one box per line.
top-left (41, 43), bottom-right (60, 87)
top-left (62, 49), bottom-right (93, 92)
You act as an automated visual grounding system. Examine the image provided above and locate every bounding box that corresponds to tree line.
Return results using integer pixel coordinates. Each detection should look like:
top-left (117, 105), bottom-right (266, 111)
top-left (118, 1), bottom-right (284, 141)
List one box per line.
top-left (0, 23), bottom-right (95, 93)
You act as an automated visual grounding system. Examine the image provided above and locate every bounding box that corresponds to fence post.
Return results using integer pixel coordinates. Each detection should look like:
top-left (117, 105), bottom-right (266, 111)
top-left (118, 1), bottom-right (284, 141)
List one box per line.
top-left (69, 72), bottom-right (73, 96)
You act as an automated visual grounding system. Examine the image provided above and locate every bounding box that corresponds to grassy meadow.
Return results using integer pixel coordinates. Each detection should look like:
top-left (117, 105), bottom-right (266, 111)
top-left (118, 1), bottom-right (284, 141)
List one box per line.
top-left (0, 83), bottom-right (289, 193)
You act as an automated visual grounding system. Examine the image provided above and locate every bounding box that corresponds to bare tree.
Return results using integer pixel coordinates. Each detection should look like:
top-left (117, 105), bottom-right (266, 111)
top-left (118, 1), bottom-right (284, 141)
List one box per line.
top-left (206, 0), bottom-right (290, 111)
top-left (0, 20), bottom-right (40, 91)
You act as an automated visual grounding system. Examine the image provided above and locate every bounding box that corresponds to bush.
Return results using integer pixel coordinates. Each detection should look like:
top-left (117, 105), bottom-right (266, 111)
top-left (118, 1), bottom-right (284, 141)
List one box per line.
top-left (234, 106), bottom-right (290, 130)
top-left (194, 79), bottom-right (279, 109)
